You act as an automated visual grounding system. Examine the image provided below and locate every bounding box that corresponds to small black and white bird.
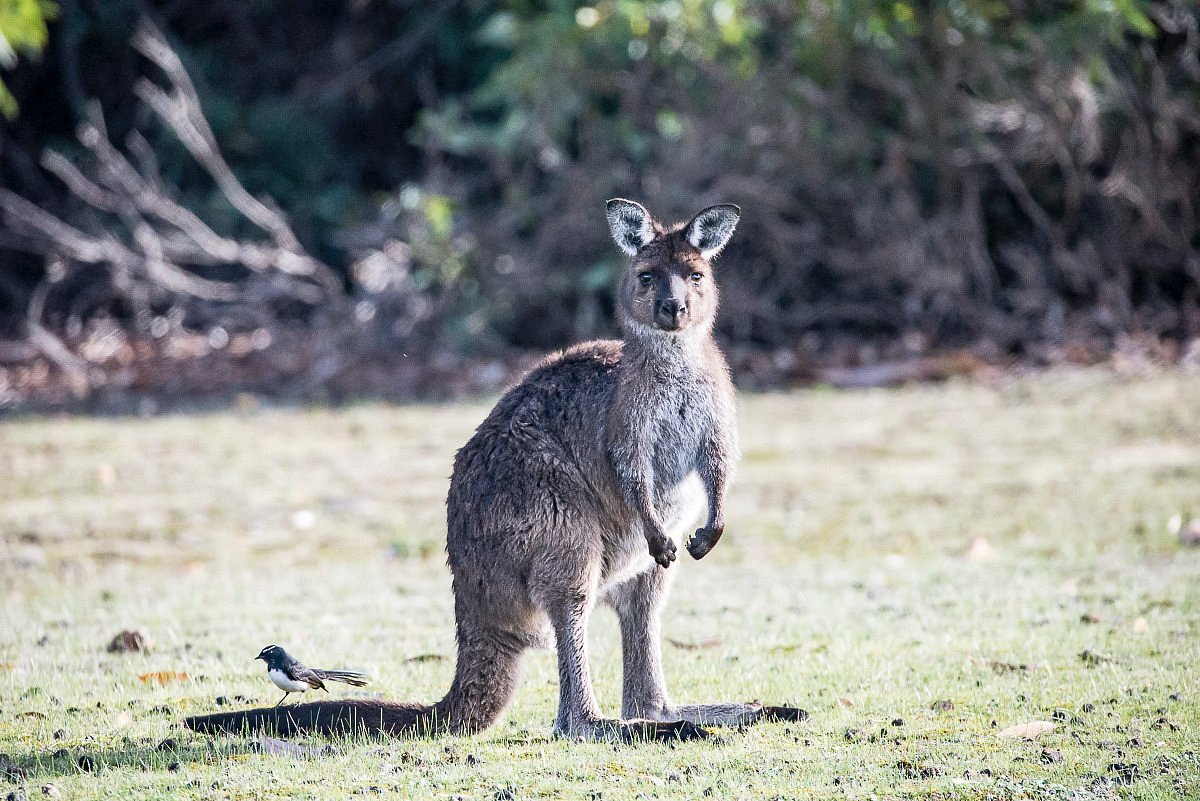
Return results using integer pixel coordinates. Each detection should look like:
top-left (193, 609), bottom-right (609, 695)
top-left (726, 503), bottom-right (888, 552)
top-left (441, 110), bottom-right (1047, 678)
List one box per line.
top-left (255, 644), bottom-right (369, 707)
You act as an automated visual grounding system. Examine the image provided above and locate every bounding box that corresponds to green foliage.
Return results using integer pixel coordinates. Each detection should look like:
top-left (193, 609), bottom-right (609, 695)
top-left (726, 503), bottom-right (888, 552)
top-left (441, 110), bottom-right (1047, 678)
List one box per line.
top-left (0, 0), bottom-right (57, 118)
top-left (425, 2), bottom-right (765, 166)
top-left (410, 0), bottom-right (1193, 350)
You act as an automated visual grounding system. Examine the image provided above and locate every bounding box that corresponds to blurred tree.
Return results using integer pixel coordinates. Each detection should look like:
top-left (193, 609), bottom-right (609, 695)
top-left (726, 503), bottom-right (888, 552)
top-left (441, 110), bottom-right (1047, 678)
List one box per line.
top-left (0, 0), bottom-right (1196, 407)
top-left (418, 0), bottom-right (1198, 356)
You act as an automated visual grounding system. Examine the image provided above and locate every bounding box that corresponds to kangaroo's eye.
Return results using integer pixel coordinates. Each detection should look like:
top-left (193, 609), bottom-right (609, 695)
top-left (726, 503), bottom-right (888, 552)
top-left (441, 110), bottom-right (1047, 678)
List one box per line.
top-left (690, 272), bottom-right (704, 283)
top-left (638, 272), bottom-right (654, 286)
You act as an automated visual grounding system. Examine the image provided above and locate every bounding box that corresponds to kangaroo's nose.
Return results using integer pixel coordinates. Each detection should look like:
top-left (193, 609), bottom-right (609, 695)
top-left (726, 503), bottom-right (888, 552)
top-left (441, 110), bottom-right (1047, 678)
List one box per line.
top-left (656, 298), bottom-right (688, 329)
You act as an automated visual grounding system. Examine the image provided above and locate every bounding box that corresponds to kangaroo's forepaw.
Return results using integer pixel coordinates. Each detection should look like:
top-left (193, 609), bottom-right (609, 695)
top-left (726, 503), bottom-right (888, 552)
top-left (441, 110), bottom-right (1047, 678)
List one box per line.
top-left (759, 705), bottom-right (809, 723)
top-left (686, 524), bottom-right (724, 560)
top-left (648, 534), bottom-right (677, 568)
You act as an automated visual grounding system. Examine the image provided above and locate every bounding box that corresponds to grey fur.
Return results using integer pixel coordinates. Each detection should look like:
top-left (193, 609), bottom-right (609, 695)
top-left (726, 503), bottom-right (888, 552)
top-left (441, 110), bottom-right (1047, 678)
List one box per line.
top-left (185, 200), bottom-right (806, 742)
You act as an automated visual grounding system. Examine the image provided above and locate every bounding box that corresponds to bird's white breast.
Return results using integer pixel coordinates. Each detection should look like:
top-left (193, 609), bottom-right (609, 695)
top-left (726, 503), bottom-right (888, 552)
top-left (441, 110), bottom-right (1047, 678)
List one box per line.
top-left (267, 668), bottom-right (313, 692)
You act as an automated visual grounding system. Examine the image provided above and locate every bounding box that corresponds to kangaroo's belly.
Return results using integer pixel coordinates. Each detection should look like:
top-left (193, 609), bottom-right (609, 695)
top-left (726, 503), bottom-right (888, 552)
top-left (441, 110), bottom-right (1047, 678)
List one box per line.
top-left (598, 473), bottom-right (705, 592)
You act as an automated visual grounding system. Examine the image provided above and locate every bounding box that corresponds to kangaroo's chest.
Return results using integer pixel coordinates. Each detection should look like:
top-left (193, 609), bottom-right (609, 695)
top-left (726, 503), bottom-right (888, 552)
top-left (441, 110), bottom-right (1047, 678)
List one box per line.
top-left (645, 379), bottom-right (713, 493)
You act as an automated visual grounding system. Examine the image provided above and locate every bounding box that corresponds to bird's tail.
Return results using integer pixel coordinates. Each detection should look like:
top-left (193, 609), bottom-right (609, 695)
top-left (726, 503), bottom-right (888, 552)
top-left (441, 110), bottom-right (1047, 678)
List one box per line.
top-left (312, 668), bottom-right (369, 687)
top-left (185, 625), bottom-right (521, 737)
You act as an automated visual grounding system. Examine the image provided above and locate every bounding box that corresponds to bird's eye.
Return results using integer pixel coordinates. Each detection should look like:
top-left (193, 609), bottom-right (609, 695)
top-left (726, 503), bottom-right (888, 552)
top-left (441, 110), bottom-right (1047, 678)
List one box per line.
top-left (690, 272), bottom-right (704, 283)
top-left (638, 272), bottom-right (653, 286)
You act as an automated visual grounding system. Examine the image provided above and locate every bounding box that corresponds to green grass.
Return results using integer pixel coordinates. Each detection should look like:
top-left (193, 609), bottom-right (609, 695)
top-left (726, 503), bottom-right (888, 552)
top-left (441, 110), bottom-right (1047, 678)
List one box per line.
top-left (2, 367), bottom-right (1198, 800)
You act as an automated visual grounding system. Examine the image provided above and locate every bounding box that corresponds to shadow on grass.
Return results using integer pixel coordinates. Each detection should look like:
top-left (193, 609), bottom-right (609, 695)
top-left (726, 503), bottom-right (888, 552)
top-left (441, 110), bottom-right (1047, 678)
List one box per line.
top-left (5, 736), bottom-right (272, 781)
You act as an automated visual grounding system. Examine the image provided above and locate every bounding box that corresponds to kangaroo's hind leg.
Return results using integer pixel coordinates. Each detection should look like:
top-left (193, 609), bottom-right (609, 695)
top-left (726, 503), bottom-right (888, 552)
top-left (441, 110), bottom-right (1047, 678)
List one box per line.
top-left (533, 544), bottom-right (707, 743)
top-left (607, 567), bottom-right (808, 727)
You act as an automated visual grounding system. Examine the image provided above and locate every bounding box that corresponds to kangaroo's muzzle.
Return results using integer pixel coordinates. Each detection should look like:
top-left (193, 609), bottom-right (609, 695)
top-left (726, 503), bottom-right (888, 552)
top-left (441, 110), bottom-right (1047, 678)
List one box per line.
top-left (655, 298), bottom-right (688, 330)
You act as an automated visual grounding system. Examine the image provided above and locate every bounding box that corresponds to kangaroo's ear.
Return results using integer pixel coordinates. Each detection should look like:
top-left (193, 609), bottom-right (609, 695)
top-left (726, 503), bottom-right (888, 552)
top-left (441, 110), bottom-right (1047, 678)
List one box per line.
top-left (606, 198), bottom-right (654, 257)
top-left (684, 203), bottom-right (740, 259)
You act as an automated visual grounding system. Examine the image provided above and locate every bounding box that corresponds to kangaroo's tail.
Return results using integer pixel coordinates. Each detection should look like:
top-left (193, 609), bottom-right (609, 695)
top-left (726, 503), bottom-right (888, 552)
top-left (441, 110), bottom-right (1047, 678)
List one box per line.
top-left (185, 699), bottom-right (434, 736)
top-left (185, 626), bottom-right (522, 737)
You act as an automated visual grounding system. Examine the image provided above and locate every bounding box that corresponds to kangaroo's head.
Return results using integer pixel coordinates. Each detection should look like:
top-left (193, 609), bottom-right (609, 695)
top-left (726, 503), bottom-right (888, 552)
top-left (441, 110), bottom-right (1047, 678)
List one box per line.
top-left (606, 199), bottom-right (740, 337)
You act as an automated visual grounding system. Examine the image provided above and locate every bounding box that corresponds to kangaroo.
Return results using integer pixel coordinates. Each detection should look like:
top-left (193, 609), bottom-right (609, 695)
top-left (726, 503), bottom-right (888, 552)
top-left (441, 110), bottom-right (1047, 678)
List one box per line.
top-left (186, 199), bottom-right (805, 741)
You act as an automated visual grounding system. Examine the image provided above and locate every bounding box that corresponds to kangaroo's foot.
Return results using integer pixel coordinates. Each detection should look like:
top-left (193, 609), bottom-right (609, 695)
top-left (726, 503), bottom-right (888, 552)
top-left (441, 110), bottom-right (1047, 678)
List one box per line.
top-left (555, 716), bottom-right (709, 743)
top-left (758, 704), bottom-right (809, 722)
top-left (638, 702), bottom-right (808, 727)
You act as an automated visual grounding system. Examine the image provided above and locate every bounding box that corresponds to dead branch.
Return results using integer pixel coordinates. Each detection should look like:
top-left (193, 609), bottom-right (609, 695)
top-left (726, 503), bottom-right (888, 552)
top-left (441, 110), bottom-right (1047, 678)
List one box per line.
top-left (0, 16), bottom-right (363, 399)
top-left (0, 185), bottom-right (238, 302)
top-left (25, 268), bottom-right (92, 397)
top-left (0, 17), bottom-right (347, 306)
top-left (130, 20), bottom-right (339, 293)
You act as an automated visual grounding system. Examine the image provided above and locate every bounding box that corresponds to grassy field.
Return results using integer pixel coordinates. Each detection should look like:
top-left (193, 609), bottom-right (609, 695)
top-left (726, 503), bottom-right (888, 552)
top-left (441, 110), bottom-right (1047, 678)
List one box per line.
top-left (1, 368), bottom-right (1198, 800)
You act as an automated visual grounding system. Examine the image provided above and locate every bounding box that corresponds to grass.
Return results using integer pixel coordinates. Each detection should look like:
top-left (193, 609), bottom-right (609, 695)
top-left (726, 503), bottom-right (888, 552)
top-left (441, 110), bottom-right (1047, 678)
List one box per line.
top-left (1, 367), bottom-right (1198, 800)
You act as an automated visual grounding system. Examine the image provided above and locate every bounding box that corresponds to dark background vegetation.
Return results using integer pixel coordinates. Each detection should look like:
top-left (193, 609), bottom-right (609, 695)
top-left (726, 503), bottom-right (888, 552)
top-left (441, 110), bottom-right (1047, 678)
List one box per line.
top-left (1, 0), bottom-right (1198, 410)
